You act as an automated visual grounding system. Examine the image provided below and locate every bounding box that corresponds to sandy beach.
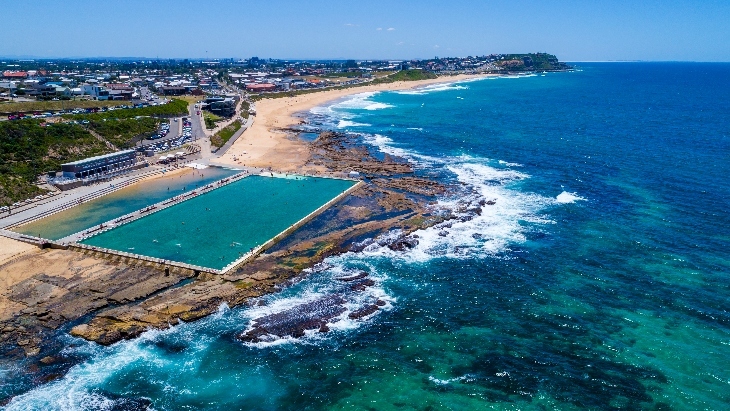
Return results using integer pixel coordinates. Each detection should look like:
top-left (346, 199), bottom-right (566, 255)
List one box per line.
top-left (216, 73), bottom-right (496, 171)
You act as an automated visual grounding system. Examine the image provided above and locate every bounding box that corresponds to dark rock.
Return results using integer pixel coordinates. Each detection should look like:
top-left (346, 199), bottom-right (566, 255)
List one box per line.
top-left (348, 304), bottom-right (380, 319)
top-left (238, 295), bottom-right (346, 343)
top-left (351, 279), bottom-right (376, 292)
top-left (388, 236), bottom-right (419, 251)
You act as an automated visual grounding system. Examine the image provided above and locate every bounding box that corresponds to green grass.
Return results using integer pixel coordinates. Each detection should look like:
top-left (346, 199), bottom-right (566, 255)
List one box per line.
top-left (0, 119), bottom-right (111, 205)
top-left (203, 111), bottom-right (223, 130)
top-left (497, 53), bottom-right (568, 71)
top-left (62, 99), bottom-right (189, 121)
top-left (373, 69), bottom-right (438, 83)
top-left (87, 117), bottom-right (160, 149)
top-left (0, 100), bottom-right (132, 115)
top-left (211, 120), bottom-right (242, 148)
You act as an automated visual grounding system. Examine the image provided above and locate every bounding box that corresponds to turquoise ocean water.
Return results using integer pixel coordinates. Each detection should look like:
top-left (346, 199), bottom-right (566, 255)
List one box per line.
top-left (3, 63), bottom-right (729, 410)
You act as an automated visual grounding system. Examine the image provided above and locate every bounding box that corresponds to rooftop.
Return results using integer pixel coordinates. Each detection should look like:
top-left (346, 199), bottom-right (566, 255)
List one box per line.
top-left (62, 149), bottom-right (135, 166)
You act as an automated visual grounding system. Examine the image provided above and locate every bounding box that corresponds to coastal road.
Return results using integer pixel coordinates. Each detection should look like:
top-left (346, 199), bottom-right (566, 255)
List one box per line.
top-left (188, 101), bottom-right (212, 159)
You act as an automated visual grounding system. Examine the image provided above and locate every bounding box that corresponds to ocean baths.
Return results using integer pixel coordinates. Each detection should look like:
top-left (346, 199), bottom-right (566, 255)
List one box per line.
top-left (78, 174), bottom-right (359, 272)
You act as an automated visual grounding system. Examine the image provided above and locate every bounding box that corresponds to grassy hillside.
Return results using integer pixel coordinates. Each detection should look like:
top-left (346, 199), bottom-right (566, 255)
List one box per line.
top-left (88, 117), bottom-right (160, 149)
top-left (376, 69), bottom-right (438, 82)
top-left (0, 100), bottom-right (130, 115)
top-left (497, 53), bottom-right (570, 71)
top-left (63, 99), bottom-right (189, 121)
top-left (0, 120), bottom-right (111, 205)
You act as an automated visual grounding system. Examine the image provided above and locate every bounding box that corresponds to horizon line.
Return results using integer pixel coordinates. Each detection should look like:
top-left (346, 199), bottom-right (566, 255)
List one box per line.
top-left (1, 55), bottom-right (729, 64)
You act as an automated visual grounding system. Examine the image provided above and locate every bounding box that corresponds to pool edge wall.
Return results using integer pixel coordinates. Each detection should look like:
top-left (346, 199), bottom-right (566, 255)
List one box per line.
top-left (220, 180), bottom-right (363, 274)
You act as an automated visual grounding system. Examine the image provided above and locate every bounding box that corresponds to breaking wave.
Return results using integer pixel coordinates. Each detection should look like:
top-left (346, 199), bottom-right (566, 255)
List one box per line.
top-left (336, 120), bottom-right (371, 128)
top-left (556, 191), bottom-right (586, 203)
top-left (396, 83), bottom-right (468, 95)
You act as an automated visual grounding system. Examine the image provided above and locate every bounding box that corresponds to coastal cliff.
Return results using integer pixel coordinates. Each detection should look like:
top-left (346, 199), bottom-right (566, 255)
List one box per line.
top-left (497, 53), bottom-right (571, 71)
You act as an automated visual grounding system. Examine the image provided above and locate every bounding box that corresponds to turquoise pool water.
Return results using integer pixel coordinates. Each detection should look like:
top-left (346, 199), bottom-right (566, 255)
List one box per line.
top-left (80, 175), bottom-right (356, 270)
top-left (14, 167), bottom-right (237, 240)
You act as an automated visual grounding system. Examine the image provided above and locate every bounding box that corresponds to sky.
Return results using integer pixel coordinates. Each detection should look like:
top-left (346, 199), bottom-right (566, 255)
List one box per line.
top-left (2, 0), bottom-right (729, 61)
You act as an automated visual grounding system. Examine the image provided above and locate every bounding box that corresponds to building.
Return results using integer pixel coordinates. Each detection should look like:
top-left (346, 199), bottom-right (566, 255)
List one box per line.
top-left (2, 71), bottom-right (28, 79)
top-left (160, 86), bottom-right (186, 95)
top-left (246, 83), bottom-right (276, 92)
top-left (82, 84), bottom-right (110, 100)
top-left (61, 150), bottom-right (137, 179)
top-left (207, 98), bottom-right (236, 117)
top-left (108, 89), bottom-right (133, 100)
top-left (26, 83), bottom-right (58, 98)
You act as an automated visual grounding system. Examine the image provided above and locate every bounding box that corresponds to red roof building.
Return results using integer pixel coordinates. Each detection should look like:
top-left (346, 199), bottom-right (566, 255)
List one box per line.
top-left (246, 83), bottom-right (277, 92)
top-left (2, 71), bottom-right (28, 79)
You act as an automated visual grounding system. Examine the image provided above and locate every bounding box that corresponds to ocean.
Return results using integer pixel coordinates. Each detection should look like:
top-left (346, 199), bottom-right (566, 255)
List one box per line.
top-left (3, 63), bottom-right (729, 410)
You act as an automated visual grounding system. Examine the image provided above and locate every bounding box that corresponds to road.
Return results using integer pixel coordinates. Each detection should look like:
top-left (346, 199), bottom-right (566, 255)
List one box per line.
top-left (188, 101), bottom-right (212, 159)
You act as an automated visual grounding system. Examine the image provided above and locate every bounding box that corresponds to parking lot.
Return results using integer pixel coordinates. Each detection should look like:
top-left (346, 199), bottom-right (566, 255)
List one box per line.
top-left (137, 117), bottom-right (195, 156)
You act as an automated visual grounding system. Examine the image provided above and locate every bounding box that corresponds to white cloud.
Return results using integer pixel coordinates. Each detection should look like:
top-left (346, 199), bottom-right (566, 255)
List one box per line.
top-left (434, 45), bottom-right (440, 48)
top-left (387, 27), bottom-right (396, 31)
top-left (344, 23), bottom-right (359, 27)
top-left (376, 27), bottom-right (382, 31)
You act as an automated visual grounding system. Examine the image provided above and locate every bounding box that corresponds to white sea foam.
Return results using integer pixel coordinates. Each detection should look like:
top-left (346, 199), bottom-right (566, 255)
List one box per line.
top-left (361, 134), bottom-right (442, 166)
top-left (396, 83), bottom-right (469, 95)
top-left (428, 374), bottom-right (474, 385)
top-left (237, 260), bottom-right (394, 348)
top-left (337, 120), bottom-right (371, 128)
top-left (309, 92), bottom-right (392, 128)
top-left (556, 191), bottom-right (586, 204)
top-left (498, 159), bottom-right (523, 167)
top-left (5, 330), bottom-right (174, 411)
top-left (332, 92), bottom-right (393, 111)
top-left (358, 161), bottom-right (555, 263)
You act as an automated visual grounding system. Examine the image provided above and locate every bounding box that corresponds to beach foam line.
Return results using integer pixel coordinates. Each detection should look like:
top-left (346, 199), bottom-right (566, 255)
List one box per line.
top-left (395, 83), bottom-right (468, 95)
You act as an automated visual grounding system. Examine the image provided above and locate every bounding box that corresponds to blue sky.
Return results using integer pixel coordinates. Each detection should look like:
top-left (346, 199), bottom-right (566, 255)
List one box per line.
top-left (2, 0), bottom-right (729, 61)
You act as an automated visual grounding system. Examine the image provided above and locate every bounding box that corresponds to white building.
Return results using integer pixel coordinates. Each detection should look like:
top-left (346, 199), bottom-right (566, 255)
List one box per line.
top-left (82, 84), bottom-right (110, 100)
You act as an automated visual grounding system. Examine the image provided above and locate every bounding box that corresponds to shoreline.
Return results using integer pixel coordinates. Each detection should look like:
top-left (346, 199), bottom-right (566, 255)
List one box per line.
top-left (0, 73), bottom-right (489, 371)
top-left (215, 73), bottom-right (498, 171)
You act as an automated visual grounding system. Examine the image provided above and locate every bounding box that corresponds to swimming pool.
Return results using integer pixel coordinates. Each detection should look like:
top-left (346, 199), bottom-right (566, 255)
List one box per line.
top-left (80, 175), bottom-right (357, 270)
top-left (13, 167), bottom-right (238, 240)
